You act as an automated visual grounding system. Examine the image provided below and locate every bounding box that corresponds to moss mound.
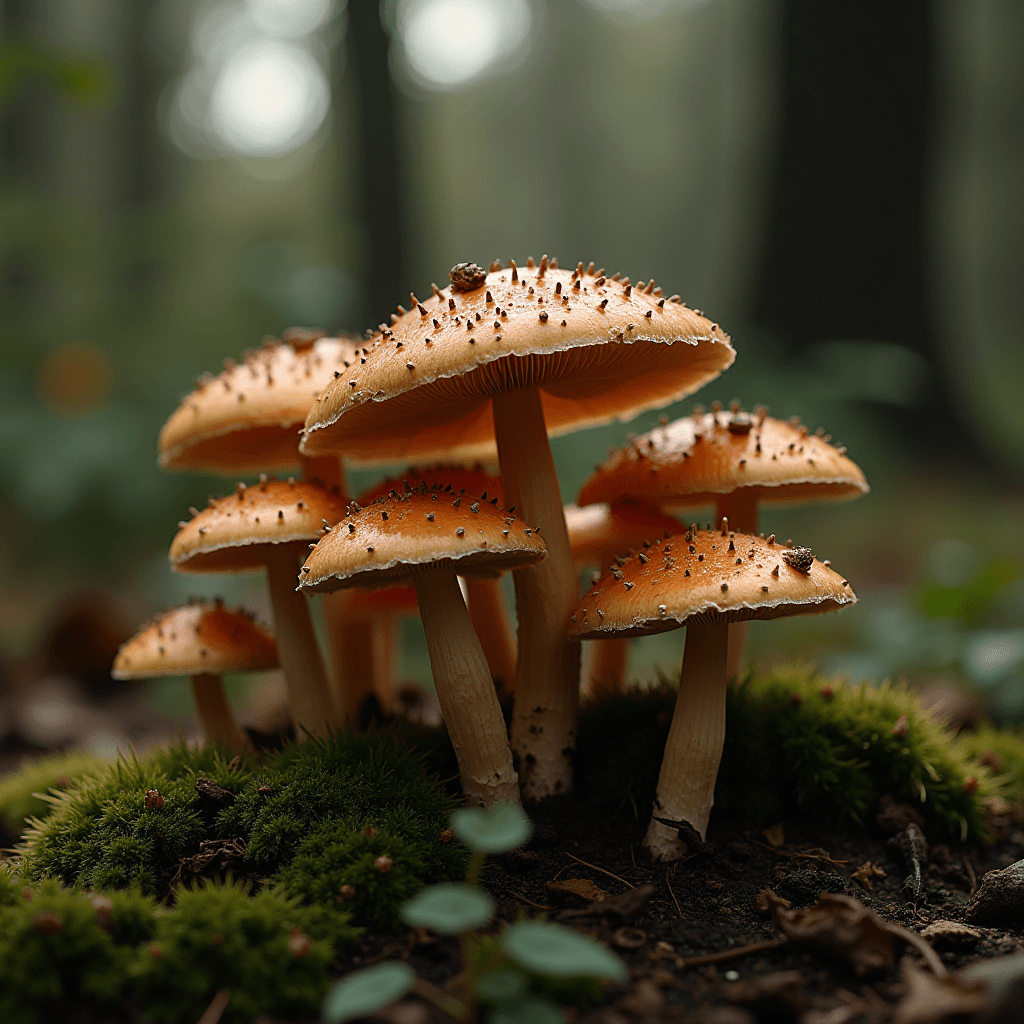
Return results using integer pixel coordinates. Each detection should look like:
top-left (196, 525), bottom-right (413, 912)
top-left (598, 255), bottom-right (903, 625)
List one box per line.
top-left (576, 666), bottom-right (995, 840)
top-left (956, 725), bottom-right (1024, 803)
top-left (19, 732), bottom-right (466, 930)
top-left (0, 751), bottom-right (108, 833)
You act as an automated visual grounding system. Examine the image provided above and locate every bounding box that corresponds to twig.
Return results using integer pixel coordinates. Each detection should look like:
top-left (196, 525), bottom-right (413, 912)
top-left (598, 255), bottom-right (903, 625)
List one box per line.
top-left (564, 851), bottom-right (635, 889)
top-left (412, 977), bottom-right (468, 1022)
top-left (505, 888), bottom-right (553, 911)
top-left (963, 852), bottom-right (977, 897)
top-left (678, 937), bottom-right (788, 968)
top-left (196, 989), bottom-right (231, 1024)
top-left (883, 922), bottom-right (947, 978)
top-left (665, 866), bottom-right (683, 919)
top-left (752, 841), bottom-right (848, 867)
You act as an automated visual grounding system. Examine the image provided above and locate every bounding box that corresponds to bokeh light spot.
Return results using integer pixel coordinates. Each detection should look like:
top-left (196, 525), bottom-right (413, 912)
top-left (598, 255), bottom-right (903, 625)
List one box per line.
top-left (37, 342), bottom-right (113, 417)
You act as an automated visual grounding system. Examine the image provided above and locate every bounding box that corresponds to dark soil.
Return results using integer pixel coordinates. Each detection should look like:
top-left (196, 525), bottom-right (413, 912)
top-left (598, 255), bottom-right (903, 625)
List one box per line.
top-left (344, 797), bottom-right (1024, 1024)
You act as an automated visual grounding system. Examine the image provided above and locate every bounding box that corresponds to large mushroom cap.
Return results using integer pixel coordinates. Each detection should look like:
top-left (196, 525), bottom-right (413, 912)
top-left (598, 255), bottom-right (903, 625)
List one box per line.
top-left (355, 464), bottom-right (504, 507)
top-left (565, 502), bottom-right (684, 565)
top-left (298, 483), bottom-right (547, 593)
top-left (170, 477), bottom-right (347, 573)
top-left (112, 600), bottom-right (278, 679)
top-left (579, 408), bottom-right (869, 511)
top-left (159, 333), bottom-right (361, 474)
top-left (568, 529), bottom-right (856, 640)
top-left (300, 259), bottom-right (735, 464)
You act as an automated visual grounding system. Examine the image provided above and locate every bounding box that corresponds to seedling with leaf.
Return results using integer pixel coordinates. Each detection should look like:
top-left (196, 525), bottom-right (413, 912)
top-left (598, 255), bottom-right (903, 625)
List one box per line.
top-left (323, 803), bottom-right (628, 1024)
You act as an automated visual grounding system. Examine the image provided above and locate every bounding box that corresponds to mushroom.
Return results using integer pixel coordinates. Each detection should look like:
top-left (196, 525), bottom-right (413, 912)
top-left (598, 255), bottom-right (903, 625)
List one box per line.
top-left (169, 477), bottom-right (345, 737)
top-left (578, 406), bottom-right (869, 680)
top-left (355, 465), bottom-right (517, 703)
top-left (112, 600), bottom-right (276, 753)
top-left (157, 330), bottom-right (374, 725)
top-left (564, 502), bottom-right (684, 697)
top-left (301, 259), bottom-right (734, 798)
top-left (298, 481), bottom-right (547, 807)
top-left (568, 526), bottom-right (857, 859)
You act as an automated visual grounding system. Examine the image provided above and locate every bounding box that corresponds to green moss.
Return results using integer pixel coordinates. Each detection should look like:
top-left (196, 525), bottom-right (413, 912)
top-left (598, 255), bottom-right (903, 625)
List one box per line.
top-left (133, 879), bottom-right (342, 1024)
top-left (577, 666), bottom-right (994, 840)
top-left (0, 751), bottom-right (107, 831)
top-left (956, 725), bottom-right (1024, 802)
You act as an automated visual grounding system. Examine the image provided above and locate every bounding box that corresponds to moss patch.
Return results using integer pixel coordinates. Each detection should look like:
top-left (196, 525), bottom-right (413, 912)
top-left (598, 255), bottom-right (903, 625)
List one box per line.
top-left (0, 751), bottom-right (107, 832)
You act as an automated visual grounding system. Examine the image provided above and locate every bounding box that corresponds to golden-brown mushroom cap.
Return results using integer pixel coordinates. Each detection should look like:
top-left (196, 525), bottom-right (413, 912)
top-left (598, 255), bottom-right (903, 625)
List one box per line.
top-left (579, 409), bottom-right (869, 511)
top-left (158, 334), bottom-right (361, 474)
top-left (112, 600), bottom-right (278, 679)
top-left (565, 502), bottom-right (684, 565)
top-left (355, 464), bottom-right (504, 507)
top-left (300, 259), bottom-right (735, 464)
top-left (568, 529), bottom-right (856, 640)
top-left (298, 482), bottom-right (547, 593)
top-left (170, 477), bottom-right (347, 573)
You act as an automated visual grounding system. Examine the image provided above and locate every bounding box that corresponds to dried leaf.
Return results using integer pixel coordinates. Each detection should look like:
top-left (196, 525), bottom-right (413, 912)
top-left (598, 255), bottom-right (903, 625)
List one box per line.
top-left (850, 860), bottom-right (887, 891)
top-left (763, 822), bottom-right (785, 847)
top-left (545, 878), bottom-right (608, 907)
top-left (892, 966), bottom-right (988, 1024)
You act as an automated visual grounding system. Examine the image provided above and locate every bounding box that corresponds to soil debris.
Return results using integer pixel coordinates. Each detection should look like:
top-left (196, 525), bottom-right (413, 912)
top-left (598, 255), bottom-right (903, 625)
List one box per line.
top-left (965, 857), bottom-right (1024, 926)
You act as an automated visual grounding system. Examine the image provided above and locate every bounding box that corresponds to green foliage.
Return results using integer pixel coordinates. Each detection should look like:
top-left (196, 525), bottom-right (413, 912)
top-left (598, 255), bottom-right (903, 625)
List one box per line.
top-left (401, 883), bottom-right (495, 935)
top-left (0, 751), bottom-right (107, 831)
top-left (452, 802), bottom-right (533, 854)
top-left (577, 667), bottom-right (994, 839)
top-left (133, 879), bottom-right (341, 1024)
top-left (0, 42), bottom-right (112, 106)
top-left (500, 921), bottom-right (628, 985)
top-left (956, 725), bottom-right (1024, 802)
top-left (0, 881), bottom-right (156, 1024)
top-left (323, 962), bottom-right (416, 1024)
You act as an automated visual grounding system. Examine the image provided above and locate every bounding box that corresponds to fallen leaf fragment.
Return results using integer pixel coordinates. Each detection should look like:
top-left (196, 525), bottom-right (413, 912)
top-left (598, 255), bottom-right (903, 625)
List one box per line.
top-left (763, 822), bottom-right (785, 847)
top-left (546, 877), bottom-right (607, 907)
top-left (919, 920), bottom-right (981, 950)
top-left (850, 860), bottom-right (886, 891)
top-left (892, 965), bottom-right (988, 1024)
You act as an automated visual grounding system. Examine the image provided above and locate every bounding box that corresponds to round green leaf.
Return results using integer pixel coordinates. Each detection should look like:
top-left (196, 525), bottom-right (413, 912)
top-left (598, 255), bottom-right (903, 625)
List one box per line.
top-left (489, 996), bottom-right (564, 1024)
top-left (400, 883), bottom-right (494, 935)
top-left (476, 967), bottom-right (527, 1004)
top-left (501, 921), bottom-right (628, 984)
top-left (451, 802), bottom-right (533, 854)
top-left (322, 962), bottom-right (415, 1023)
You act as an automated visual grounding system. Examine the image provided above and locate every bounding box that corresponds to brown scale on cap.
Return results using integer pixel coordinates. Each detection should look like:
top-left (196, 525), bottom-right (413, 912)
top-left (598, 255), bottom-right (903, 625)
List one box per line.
top-left (568, 529), bottom-right (855, 639)
top-left (159, 334), bottom-right (362, 474)
top-left (113, 602), bottom-right (278, 679)
top-left (579, 407), bottom-right (868, 511)
top-left (298, 481), bottom-right (546, 593)
top-left (300, 260), bottom-right (733, 465)
top-left (170, 479), bottom-right (347, 573)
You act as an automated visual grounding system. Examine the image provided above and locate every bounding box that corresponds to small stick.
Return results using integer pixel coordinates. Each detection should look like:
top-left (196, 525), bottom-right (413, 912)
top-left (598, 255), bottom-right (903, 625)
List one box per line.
top-left (883, 921), bottom-right (947, 977)
top-left (413, 977), bottom-right (468, 1022)
top-left (564, 851), bottom-right (635, 889)
top-left (752, 841), bottom-right (848, 867)
top-left (678, 937), bottom-right (787, 968)
top-left (963, 852), bottom-right (977, 896)
top-left (665, 866), bottom-right (683, 919)
top-left (506, 889), bottom-right (553, 911)
top-left (196, 989), bottom-right (231, 1024)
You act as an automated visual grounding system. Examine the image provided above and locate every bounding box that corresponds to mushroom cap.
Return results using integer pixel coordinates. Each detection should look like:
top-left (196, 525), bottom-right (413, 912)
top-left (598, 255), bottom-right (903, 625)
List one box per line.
top-left (355, 464), bottom-right (504, 507)
top-left (158, 334), bottom-right (361, 474)
top-left (112, 600), bottom-right (278, 679)
top-left (298, 482), bottom-right (547, 593)
top-left (359, 585), bottom-right (420, 617)
top-left (300, 259), bottom-right (735, 464)
top-left (565, 502), bottom-right (684, 565)
top-left (568, 529), bottom-right (856, 640)
top-left (170, 477), bottom-right (346, 573)
top-left (579, 409), bottom-right (869, 511)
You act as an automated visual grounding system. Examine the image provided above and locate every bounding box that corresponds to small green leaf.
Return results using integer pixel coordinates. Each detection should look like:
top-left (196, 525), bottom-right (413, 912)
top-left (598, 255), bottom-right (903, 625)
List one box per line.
top-left (501, 921), bottom-right (628, 984)
top-left (401, 883), bottom-right (494, 935)
top-left (451, 802), bottom-right (533, 854)
top-left (322, 961), bottom-right (415, 1023)
top-left (489, 995), bottom-right (564, 1024)
top-left (476, 967), bottom-right (527, 1004)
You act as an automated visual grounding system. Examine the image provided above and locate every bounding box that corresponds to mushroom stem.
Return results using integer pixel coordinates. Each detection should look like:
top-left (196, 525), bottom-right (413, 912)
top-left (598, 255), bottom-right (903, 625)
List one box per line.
top-left (463, 577), bottom-right (516, 700)
top-left (644, 620), bottom-right (729, 859)
top-left (264, 542), bottom-right (337, 737)
top-left (414, 565), bottom-right (520, 807)
top-left (584, 638), bottom-right (630, 699)
top-left (191, 673), bottom-right (250, 754)
top-left (493, 387), bottom-right (580, 800)
top-left (715, 491), bottom-right (759, 682)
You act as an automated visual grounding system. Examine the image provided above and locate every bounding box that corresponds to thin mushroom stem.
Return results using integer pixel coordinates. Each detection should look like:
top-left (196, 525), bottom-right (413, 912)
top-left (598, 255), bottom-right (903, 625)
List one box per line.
top-left (493, 387), bottom-right (580, 799)
top-left (645, 620), bottom-right (729, 860)
top-left (715, 491), bottom-right (759, 683)
top-left (463, 577), bottom-right (516, 700)
top-left (264, 542), bottom-right (337, 737)
top-left (414, 565), bottom-right (520, 807)
top-left (370, 616), bottom-right (397, 712)
top-left (585, 638), bottom-right (630, 699)
top-left (191, 673), bottom-right (250, 754)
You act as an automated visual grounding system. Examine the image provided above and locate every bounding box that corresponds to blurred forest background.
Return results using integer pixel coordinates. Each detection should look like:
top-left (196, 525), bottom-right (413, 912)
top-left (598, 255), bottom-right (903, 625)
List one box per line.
top-left (0, 0), bottom-right (1022, 757)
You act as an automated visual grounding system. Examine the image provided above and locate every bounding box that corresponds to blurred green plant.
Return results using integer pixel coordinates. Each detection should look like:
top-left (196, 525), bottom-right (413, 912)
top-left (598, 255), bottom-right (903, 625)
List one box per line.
top-left (0, 42), bottom-right (111, 106)
top-left (0, 751), bottom-right (106, 832)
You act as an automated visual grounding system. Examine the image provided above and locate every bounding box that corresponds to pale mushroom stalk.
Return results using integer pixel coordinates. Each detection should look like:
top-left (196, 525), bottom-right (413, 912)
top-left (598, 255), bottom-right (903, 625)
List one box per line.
top-left (715, 493), bottom-right (758, 682)
top-left (493, 387), bottom-right (580, 799)
top-left (644, 621), bottom-right (729, 859)
top-left (586, 637), bottom-right (630, 699)
top-left (463, 577), bottom-right (517, 698)
top-left (192, 673), bottom-right (251, 753)
top-left (264, 543), bottom-right (336, 736)
top-left (414, 565), bottom-right (521, 807)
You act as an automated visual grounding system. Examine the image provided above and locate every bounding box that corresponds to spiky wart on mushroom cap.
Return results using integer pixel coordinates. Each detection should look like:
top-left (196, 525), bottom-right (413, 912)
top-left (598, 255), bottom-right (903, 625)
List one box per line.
top-left (567, 527), bottom-right (855, 639)
top-left (449, 263), bottom-right (487, 292)
top-left (782, 546), bottom-right (814, 573)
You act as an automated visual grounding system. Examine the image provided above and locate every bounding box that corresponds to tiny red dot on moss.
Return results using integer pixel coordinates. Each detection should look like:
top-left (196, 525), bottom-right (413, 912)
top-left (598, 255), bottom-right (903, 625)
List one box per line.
top-left (963, 776), bottom-right (979, 795)
top-left (789, 693), bottom-right (803, 708)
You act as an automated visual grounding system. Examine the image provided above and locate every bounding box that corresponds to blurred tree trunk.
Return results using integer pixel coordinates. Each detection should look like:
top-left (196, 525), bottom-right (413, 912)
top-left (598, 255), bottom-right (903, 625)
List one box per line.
top-left (754, 0), bottom-right (979, 462)
top-left (345, 1), bottom-right (407, 330)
